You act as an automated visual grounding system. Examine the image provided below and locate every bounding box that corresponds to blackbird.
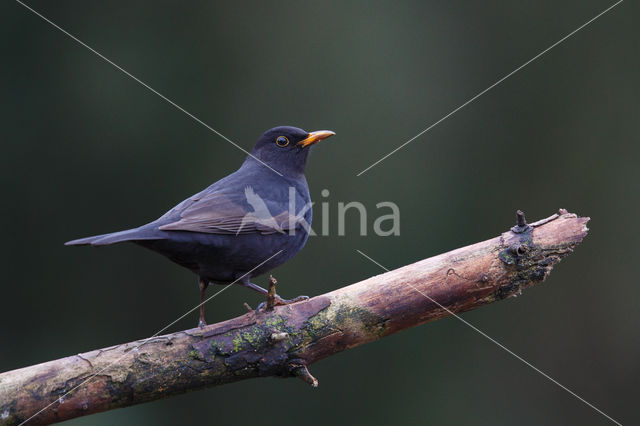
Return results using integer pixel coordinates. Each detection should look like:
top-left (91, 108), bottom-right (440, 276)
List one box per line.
top-left (66, 126), bottom-right (335, 327)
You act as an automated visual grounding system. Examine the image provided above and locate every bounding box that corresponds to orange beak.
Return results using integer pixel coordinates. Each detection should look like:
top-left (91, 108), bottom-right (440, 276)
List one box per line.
top-left (297, 130), bottom-right (336, 148)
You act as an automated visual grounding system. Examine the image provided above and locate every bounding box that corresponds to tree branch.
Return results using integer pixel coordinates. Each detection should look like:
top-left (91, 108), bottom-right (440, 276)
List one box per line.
top-left (0, 210), bottom-right (589, 425)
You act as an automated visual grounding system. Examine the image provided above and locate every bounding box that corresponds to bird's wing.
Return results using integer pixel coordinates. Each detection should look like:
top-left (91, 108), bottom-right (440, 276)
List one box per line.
top-left (244, 186), bottom-right (275, 220)
top-left (157, 186), bottom-right (302, 235)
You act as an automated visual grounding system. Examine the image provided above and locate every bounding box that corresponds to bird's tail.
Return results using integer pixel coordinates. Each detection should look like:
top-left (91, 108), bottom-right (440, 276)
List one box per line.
top-left (65, 226), bottom-right (160, 247)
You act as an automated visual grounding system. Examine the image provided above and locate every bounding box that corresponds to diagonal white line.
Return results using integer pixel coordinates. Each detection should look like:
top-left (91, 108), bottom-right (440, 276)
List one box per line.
top-left (356, 0), bottom-right (623, 176)
top-left (355, 249), bottom-right (622, 426)
top-left (17, 250), bottom-right (283, 426)
top-left (15, 0), bottom-right (283, 177)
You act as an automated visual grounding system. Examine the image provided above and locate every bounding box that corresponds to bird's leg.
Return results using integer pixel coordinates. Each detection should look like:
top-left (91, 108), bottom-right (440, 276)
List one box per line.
top-left (198, 277), bottom-right (209, 328)
top-left (237, 280), bottom-right (269, 295)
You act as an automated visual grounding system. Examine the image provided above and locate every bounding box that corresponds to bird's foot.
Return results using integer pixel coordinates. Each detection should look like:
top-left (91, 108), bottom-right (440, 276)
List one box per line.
top-left (275, 295), bottom-right (309, 304)
top-left (255, 294), bottom-right (309, 312)
top-left (255, 275), bottom-right (309, 312)
top-left (198, 319), bottom-right (206, 329)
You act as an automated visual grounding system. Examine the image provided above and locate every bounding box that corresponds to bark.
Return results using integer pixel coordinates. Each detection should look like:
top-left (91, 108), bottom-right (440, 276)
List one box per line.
top-left (0, 210), bottom-right (589, 425)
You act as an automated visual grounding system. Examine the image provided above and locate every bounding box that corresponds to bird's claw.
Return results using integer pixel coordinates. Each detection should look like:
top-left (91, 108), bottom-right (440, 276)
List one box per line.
top-left (198, 319), bottom-right (206, 329)
top-left (275, 295), bottom-right (309, 305)
top-left (254, 295), bottom-right (309, 313)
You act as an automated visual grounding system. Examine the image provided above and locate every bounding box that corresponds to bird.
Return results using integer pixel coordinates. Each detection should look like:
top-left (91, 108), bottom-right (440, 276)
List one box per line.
top-left (65, 126), bottom-right (335, 327)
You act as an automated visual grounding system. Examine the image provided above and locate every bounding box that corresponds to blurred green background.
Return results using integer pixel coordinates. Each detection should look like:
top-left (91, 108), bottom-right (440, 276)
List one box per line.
top-left (2, 0), bottom-right (638, 425)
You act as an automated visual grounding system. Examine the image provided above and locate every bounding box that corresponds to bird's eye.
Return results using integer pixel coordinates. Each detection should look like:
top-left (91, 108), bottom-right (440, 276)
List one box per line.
top-left (275, 136), bottom-right (290, 147)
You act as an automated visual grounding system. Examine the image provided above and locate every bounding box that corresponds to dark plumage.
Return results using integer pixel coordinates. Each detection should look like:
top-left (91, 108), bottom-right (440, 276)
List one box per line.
top-left (66, 126), bottom-right (335, 326)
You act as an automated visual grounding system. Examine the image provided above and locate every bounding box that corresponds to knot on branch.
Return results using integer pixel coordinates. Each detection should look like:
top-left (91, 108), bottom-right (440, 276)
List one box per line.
top-left (499, 210), bottom-right (535, 266)
top-left (494, 209), bottom-right (587, 301)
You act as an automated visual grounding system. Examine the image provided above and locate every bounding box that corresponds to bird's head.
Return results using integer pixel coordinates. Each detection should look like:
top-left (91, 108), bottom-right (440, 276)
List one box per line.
top-left (246, 126), bottom-right (335, 176)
